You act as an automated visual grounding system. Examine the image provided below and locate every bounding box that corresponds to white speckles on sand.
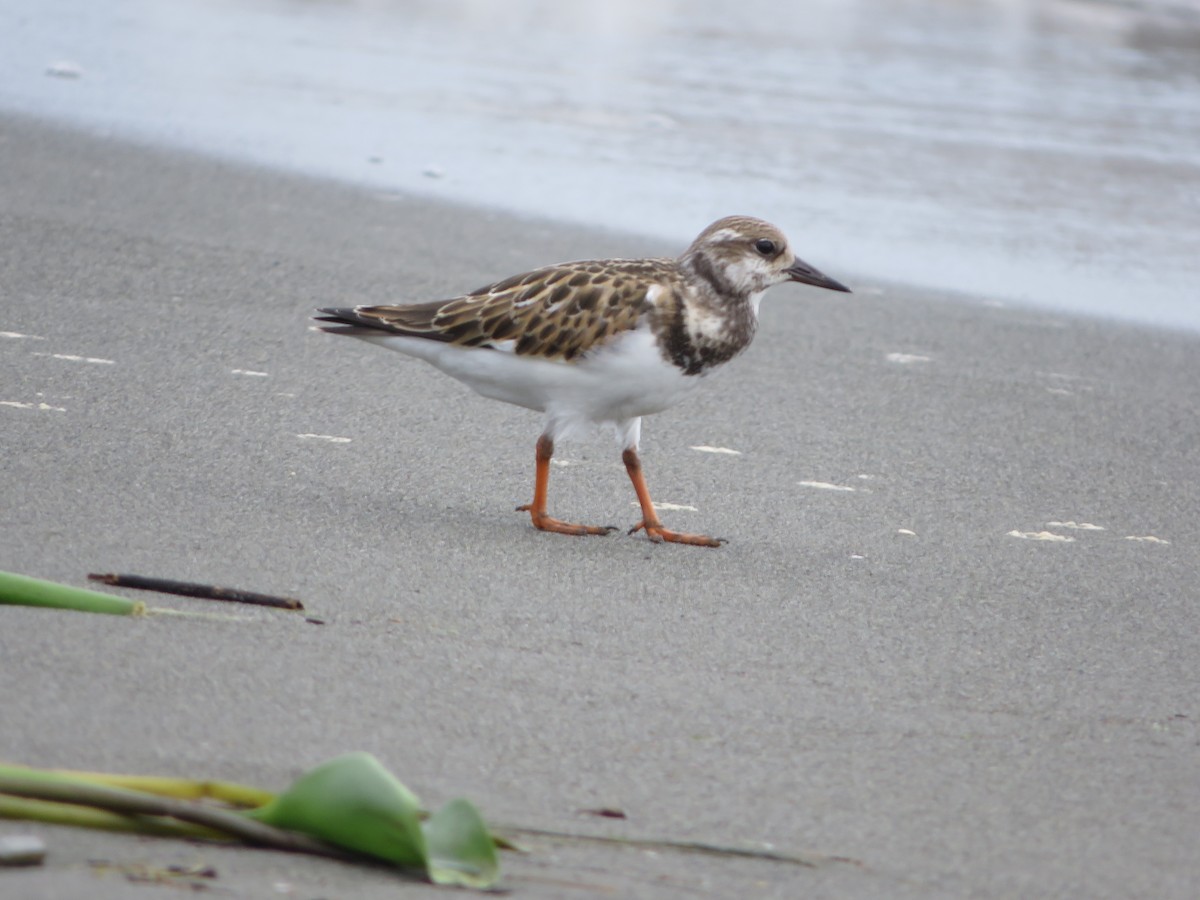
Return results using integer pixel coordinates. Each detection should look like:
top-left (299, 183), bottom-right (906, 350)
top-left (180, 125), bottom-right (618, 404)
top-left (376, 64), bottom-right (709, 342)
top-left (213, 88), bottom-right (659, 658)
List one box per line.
top-left (897, 529), bottom-right (917, 536)
top-left (1, 400), bottom-right (66, 412)
top-left (550, 459), bottom-right (571, 467)
top-left (798, 480), bottom-right (857, 492)
top-left (690, 445), bottom-right (741, 455)
top-left (35, 352), bottom-right (114, 365)
top-left (1038, 372), bottom-right (1093, 394)
top-left (0, 331), bottom-right (46, 340)
top-left (1038, 371), bottom-right (1084, 381)
top-left (297, 433), bottom-right (351, 443)
top-left (45, 60), bottom-right (84, 79)
top-left (632, 501), bottom-right (697, 512)
top-left (886, 352), bottom-right (931, 364)
top-left (1008, 522), bottom-right (1171, 546)
top-left (232, 369), bottom-right (270, 377)
top-left (1008, 530), bottom-right (1075, 542)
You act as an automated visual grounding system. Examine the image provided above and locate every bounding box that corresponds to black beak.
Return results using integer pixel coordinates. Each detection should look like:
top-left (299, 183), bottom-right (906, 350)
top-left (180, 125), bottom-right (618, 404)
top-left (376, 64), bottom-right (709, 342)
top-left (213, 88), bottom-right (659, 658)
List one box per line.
top-left (785, 257), bottom-right (851, 293)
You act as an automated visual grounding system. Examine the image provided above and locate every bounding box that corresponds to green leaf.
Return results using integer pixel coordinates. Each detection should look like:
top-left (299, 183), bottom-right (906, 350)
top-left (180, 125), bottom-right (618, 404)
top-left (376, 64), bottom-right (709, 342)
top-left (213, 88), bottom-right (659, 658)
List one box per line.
top-left (423, 798), bottom-right (500, 888)
top-left (3, 758), bottom-right (500, 888)
top-left (247, 752), bottom-right (428, 870)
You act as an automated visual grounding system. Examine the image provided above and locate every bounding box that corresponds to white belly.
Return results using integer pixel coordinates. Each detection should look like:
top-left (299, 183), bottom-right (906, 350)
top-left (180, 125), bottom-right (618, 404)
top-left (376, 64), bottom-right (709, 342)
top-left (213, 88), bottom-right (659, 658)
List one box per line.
top-left (360, 326), bottom-right (705, 436)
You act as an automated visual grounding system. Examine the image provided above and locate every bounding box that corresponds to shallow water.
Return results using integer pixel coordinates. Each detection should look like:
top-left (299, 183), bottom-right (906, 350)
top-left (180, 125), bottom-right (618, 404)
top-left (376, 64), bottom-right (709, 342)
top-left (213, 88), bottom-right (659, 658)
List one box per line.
top-left (3, 0), bottom-right (1198, 329)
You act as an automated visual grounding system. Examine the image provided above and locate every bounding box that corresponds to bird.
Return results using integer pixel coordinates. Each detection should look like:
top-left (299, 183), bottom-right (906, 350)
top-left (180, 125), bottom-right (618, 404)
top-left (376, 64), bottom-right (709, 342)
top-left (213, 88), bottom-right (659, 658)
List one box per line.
top-left (314, 215), bottom-right (850, 547)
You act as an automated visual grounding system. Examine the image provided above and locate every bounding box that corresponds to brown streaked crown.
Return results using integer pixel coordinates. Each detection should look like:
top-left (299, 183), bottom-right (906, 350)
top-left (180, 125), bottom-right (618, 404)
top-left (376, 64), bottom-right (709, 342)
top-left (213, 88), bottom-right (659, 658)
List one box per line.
top-left (680, 216), bottom-right (797, 299)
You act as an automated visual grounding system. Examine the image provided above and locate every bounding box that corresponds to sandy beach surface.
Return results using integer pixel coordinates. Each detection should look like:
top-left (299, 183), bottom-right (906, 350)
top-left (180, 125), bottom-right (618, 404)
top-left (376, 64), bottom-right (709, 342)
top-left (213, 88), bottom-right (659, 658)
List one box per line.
top-left (2, 115), bottom-right (1199, 898)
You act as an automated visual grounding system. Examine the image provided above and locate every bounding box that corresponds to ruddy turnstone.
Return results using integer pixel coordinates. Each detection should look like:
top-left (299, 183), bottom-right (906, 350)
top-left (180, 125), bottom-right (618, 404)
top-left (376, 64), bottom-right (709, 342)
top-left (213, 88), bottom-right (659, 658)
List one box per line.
top-left (315, 215), bottom-right (849, 546)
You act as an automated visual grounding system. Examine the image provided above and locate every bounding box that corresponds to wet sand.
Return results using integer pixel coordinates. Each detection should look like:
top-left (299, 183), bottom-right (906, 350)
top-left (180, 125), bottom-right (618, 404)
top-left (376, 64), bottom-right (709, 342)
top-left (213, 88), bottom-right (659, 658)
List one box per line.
top-left (5, 0), bottom-right (1198, 330)
top-left (1, 115), bottom-right (1198, 898)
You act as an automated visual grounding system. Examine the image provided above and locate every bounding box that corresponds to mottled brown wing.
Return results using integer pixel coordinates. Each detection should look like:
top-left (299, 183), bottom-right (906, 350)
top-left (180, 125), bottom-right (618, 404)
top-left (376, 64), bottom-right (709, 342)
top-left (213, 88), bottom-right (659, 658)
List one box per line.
top-left (343, 258), bottom-right (680, 361)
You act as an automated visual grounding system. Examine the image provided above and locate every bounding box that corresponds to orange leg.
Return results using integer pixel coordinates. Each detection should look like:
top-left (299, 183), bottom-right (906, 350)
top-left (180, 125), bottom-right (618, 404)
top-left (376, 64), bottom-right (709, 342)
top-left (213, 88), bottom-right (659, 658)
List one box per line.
top-left (623, 447), bottom-right (725, 547)
top-left (517, 435), bottom-right (616, 536)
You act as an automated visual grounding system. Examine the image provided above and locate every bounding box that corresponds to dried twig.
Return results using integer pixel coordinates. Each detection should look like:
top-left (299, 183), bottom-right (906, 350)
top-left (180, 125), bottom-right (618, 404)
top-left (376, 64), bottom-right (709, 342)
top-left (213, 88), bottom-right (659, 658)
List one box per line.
top-left (494, 824), bottom-right (856, 868)
top-left (87, 574), bottom-right (303, 611)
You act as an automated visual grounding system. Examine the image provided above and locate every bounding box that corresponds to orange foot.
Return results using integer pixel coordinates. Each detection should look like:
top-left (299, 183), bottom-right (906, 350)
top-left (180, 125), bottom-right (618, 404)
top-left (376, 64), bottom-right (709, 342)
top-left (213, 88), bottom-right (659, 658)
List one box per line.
top-left (517, 505), bottom-right (617, 536)
top-left (628, 521), bottom-right (726, 547)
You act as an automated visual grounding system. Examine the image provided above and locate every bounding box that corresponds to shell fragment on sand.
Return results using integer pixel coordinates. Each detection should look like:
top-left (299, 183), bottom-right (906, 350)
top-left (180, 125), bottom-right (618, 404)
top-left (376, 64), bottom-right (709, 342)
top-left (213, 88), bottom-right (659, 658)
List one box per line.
top-left (1007, 530), bottom-right (1074, 542)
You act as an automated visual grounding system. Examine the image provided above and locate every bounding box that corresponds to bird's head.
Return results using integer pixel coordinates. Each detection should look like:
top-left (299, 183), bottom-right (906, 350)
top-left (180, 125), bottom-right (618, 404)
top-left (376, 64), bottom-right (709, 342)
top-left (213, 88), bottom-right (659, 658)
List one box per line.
top-left (681, 216), bottom-right (851, 299)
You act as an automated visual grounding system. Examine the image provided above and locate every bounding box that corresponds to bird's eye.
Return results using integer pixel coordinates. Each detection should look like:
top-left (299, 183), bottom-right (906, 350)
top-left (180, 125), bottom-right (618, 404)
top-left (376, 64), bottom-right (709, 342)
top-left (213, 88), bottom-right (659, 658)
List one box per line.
top-left (754, 238), bottom-right (776, 255)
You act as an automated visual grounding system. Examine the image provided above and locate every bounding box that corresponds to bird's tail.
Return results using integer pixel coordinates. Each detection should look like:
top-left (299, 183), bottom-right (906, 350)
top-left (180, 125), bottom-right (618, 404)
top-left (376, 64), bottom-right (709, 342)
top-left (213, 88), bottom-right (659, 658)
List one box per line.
top-left (312, 307), bottom-right (380, 336)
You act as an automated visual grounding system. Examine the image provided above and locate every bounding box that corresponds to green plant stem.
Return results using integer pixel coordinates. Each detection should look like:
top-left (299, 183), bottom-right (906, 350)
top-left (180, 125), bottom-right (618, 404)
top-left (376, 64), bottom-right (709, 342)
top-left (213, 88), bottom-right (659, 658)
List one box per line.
top-left (0, 774), bottom-right (354, 862)
top-left (0, 794), bottom-right (216, 839)
top-left (0, 570), bottom-right (143, 616)
top-left (42, 769), bottom-right (273, 807)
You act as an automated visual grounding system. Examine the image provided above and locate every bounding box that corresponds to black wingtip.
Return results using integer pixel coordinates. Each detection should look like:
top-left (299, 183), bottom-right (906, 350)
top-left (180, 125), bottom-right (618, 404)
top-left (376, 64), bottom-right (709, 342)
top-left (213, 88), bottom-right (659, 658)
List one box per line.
top-left (313, 307), bottom-right (359, 324)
